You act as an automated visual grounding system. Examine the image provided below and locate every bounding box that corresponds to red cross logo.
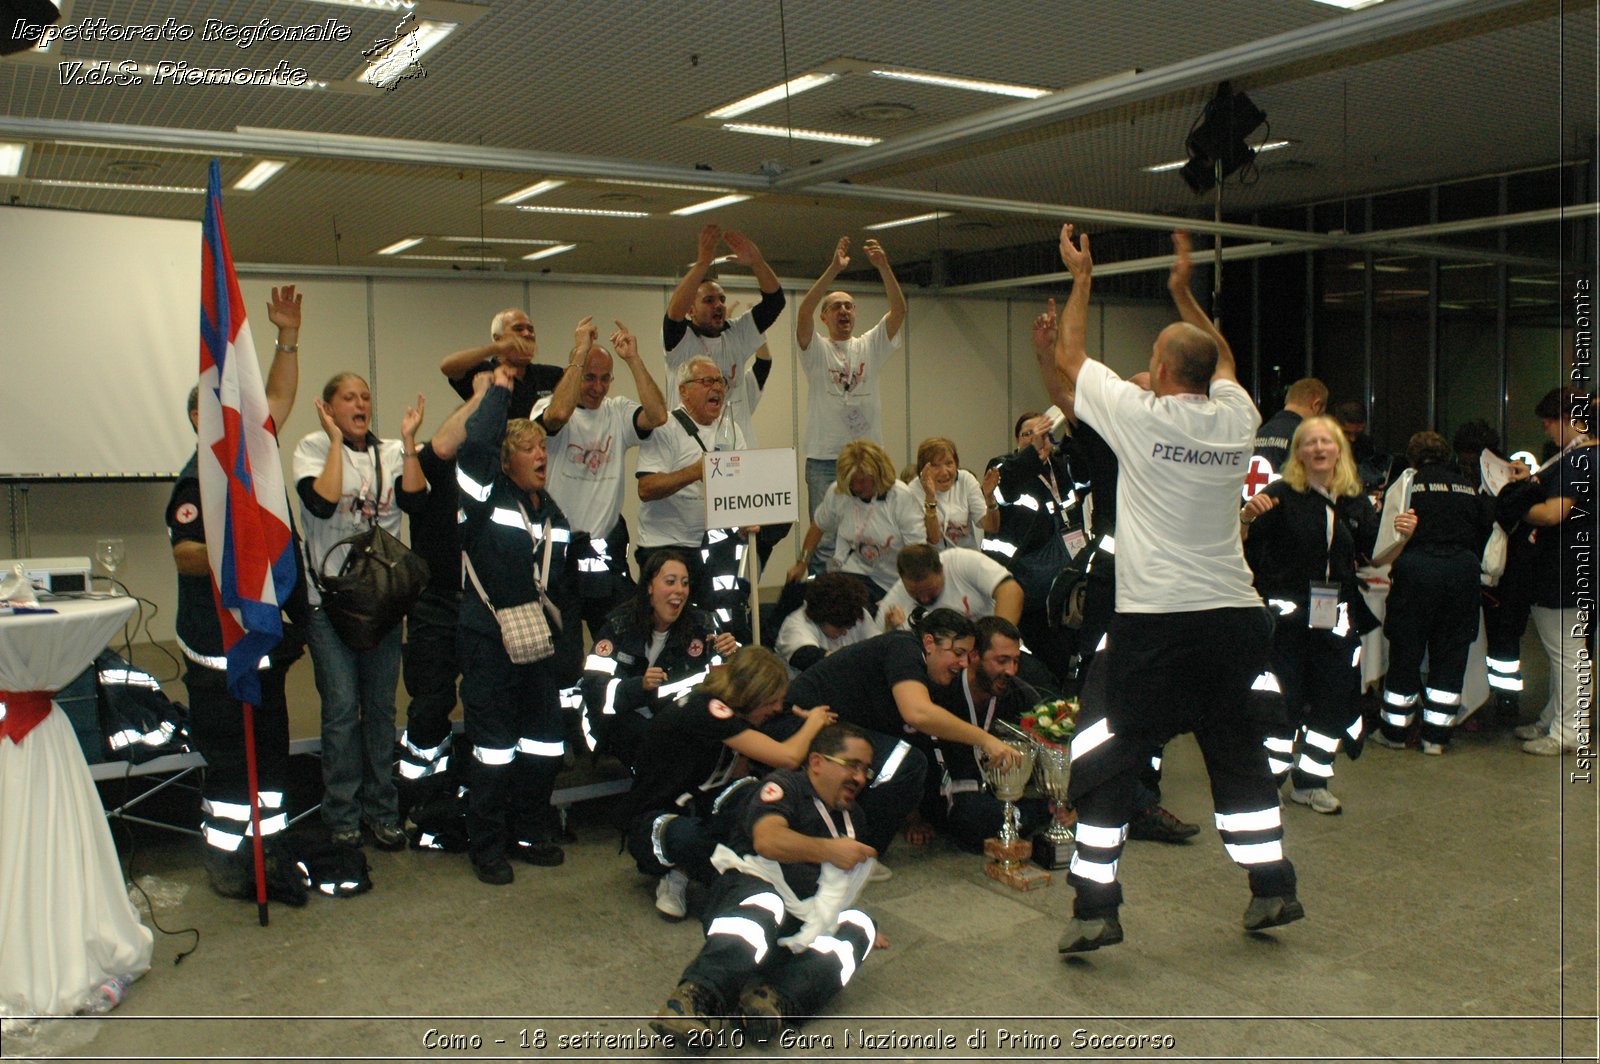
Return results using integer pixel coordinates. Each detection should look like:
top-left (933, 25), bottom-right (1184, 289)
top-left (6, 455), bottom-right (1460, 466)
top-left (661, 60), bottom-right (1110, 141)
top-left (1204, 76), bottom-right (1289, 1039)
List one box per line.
top-left (1243, 456), bottom-right (1277, 500)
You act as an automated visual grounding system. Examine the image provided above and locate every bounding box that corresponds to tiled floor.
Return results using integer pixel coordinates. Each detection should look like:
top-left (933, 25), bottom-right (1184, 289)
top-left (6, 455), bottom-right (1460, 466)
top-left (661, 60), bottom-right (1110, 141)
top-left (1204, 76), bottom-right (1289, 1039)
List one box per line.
top-left (5, 633), bottom-right (1595, 1063)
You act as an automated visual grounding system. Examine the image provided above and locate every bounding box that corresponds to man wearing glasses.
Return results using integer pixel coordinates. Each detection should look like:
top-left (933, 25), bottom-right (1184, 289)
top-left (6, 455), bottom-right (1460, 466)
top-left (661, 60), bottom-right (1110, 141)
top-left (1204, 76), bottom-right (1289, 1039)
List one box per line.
top-left (779, 609), bottom-right (1022, 866)
top-left (652, 723), bottom-right (880, 1047)
top-left (637, 355), bottom-right (751, 638)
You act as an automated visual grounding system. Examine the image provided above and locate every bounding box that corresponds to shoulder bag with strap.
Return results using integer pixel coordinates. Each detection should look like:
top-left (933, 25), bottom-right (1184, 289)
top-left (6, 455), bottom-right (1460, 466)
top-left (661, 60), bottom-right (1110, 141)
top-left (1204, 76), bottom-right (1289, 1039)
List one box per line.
top-left (311, 443), bottom-right (430, 651)
top-left (464, 510), bottom-right (563, 664)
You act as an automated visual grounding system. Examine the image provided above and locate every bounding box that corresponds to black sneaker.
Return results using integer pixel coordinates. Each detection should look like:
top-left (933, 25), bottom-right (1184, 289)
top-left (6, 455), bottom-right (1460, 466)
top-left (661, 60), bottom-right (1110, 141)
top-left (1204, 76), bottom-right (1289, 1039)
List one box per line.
top-left (650, 981), bottom-right (721, 1056)
top-left (262, 842), bottom-right (309, 907)
top-left (1058, 915), bottom-right (1124, 954)
top-left (472, 856), bottom-right (514, 886)
top-left (1243, 893), bottom-right (1305, 931)
top-left (1128, 805), bottom-right (1199, 843)
top-left (513, 840), bottom-right (565, 867)
top-left (739, 985), bottom-right (790, 1043)
top-left (364, 819), bottom-right (408, 852)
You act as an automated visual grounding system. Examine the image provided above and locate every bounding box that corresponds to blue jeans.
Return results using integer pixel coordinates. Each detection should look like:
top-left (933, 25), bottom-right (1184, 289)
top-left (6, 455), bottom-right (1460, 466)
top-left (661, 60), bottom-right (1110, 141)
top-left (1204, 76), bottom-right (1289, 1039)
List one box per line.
top-left (307, 606), bottom-right (402, 833)
top-left (805, 457), bottom-right (838, 576)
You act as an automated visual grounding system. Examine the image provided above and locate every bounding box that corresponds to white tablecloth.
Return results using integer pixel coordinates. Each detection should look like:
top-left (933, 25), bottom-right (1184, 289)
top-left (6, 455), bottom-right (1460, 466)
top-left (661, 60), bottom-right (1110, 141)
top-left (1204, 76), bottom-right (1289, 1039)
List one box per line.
top-left (0, 598), bottom-right (153, 1017)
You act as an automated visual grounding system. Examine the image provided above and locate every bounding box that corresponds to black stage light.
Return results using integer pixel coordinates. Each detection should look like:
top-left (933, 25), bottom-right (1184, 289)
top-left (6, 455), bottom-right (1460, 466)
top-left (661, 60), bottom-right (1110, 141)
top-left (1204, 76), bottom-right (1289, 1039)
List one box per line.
top-left (0, 0), bottom-right (61, 56)
top-left (1180, 82), bottom-right (1267, 193)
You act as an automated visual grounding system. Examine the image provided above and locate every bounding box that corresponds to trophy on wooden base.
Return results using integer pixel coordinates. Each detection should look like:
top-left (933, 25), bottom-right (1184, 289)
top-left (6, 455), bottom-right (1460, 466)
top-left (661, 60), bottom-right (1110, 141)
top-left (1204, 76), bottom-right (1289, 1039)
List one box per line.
top-left (1031, 745), bottom-right (1074, 870)
top-left (980, 738), bottom-right (1050, 891)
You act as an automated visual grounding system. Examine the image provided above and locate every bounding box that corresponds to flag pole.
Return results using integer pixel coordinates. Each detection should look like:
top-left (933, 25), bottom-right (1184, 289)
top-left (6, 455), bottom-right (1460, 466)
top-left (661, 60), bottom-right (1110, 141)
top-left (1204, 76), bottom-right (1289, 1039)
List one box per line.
top-left (242, 701), bottom-right (269, 926)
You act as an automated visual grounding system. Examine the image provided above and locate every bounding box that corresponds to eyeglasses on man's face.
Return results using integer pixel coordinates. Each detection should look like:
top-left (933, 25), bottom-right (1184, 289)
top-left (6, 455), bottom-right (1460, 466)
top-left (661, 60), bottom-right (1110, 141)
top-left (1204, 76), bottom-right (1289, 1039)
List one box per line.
top-left (818, 752), bottom-right (875, 780)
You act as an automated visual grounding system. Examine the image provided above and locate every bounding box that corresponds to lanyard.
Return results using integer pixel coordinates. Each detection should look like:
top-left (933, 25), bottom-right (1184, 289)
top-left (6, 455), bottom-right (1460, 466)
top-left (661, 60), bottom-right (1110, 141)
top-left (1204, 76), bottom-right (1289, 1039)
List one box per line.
top-left (961, 674), bottom-right (998, 733)
top-left (812, 798), bottom-right (856, 839)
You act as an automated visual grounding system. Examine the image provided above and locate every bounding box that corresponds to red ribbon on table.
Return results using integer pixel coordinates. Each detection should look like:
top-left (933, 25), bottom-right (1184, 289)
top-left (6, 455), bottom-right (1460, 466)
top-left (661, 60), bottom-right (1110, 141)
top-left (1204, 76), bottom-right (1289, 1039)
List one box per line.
top-left (0, 690), bottom-right (54, 744)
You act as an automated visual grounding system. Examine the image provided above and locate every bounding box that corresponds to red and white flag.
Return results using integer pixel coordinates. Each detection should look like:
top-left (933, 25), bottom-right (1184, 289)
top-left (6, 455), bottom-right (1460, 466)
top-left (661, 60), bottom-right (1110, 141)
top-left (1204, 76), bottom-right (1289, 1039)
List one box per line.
top-left (197, 159), bottom-right (297, 705)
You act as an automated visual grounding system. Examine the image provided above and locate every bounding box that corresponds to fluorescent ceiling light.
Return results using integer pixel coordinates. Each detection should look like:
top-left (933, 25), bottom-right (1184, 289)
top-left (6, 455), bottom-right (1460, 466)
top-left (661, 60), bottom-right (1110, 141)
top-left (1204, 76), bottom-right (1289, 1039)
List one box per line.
top-left (722, 123), bottom-right (880, 147)
top-left (869, 68), bottom-right (1050, 99)
top-left (1307, 0), bottom-right (1385, 9)
top-left (597, 178), bottom-right (732, 193)
top-left (705, 73), bottom-right (840, 119)
top-left (34, 178), bottom-right (204, 194)
top-left (522, 244), bottom-right (577, 261)
top-left (232, 160), bottom-right (286, 190)
top-left (514, 204), bottom-right (650, 218)
top-left (495, 179), bottom-right (566, 205)
top-left (375, 237), bottom-right (424, 255)
top-left (442, 236), bottom-right (562, 246)
top-left (1142, 139), bottom-right (1291, 173)
top-left (865, 210), bottom-right (954, 231)
top-left (671, 194), bottom-right (752, 217)
top-left (397, 254), bottom-right (506, 263)
top-left (54, 141), bottom-right (244, 157)
top-left (0, 144), bottom-right (25, 177)
top-left (361, 20), bottom-right (457, 88)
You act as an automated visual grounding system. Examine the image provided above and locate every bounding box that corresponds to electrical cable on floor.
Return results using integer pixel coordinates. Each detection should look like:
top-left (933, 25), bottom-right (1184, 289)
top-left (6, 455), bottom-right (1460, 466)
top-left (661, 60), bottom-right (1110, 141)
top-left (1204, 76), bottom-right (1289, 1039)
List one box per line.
top-left (106, 776), bottom-right (201, 965)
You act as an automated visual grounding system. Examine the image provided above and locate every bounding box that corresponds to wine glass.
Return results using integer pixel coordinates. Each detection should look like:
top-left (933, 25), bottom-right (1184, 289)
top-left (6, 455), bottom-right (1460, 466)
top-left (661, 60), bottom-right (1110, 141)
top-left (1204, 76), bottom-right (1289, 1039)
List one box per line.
top-left (94, 537), bottom-right (126, 595)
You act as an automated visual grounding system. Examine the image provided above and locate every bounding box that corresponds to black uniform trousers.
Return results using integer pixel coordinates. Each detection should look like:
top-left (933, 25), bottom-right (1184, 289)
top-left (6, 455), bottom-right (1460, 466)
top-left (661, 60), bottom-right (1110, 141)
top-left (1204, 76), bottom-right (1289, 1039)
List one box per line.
top-left (399, 584), bottom-right (461, 802)
top-left (1067, 607), bottom-right (1295, 920)
top-left (1070, 556), bottom-right (1169, 815)
top-left (458, 627), bottom-right (565, 865)
top-left (681, 870), bottom-right (875, 1017)
top-left (1380, 549), bottom-right (1481, 746)
top-left (184, 661), bottom-right (293, 851)
top-left (1261, 614), bottom-right (1363, 790)
top-left (626, 778), bottom-right (759, 884)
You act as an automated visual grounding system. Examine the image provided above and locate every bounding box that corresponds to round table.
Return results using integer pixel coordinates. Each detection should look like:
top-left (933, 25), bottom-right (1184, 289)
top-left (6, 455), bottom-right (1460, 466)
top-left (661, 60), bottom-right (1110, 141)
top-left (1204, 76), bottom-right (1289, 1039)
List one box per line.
top-left (0, 598), bottom-right (154, 1017)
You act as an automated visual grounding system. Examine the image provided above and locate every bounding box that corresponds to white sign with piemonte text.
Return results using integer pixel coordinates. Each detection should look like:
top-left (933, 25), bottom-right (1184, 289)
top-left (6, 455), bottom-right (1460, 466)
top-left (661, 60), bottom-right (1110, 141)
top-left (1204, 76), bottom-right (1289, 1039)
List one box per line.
top-left (702, 448), bottom-right (799, 528)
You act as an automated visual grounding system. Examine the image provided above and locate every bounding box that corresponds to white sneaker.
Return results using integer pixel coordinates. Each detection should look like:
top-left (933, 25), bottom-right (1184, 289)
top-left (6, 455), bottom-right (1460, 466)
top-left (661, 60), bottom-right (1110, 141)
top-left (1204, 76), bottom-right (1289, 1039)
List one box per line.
top-left (655, 869), bottom-right (689, 921)
top-left (867, 860), bottom-right (892, 882)
top-left (1522, 735), bottom-right (1570, 756)
top-left (1420, 741), bottom-right (1444, 756)
top-left (1287, 786), bottom-right (1343, 815)
top-left (1512, 723), bottom-right (1544, 741)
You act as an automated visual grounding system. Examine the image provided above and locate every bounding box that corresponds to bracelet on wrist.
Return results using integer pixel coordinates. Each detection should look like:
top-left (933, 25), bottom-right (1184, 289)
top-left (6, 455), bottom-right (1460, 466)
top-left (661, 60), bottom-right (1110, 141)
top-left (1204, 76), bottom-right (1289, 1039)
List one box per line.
top-left (275, 342), bottom-right (298, 353)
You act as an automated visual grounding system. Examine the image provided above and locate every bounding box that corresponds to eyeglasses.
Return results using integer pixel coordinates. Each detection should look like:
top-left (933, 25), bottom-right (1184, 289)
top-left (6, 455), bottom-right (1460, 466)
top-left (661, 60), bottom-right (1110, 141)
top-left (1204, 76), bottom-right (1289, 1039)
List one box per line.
top-left (817, 752), bottom-right (875, 780)
top-left (686, 375), bottom-right (725, 388)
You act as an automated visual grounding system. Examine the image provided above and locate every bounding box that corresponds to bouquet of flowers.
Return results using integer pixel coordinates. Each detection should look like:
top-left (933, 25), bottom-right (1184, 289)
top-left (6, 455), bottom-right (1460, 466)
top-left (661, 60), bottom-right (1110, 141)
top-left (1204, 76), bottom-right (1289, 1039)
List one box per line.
top-left (1021, 697), bottom-right (1080, 746)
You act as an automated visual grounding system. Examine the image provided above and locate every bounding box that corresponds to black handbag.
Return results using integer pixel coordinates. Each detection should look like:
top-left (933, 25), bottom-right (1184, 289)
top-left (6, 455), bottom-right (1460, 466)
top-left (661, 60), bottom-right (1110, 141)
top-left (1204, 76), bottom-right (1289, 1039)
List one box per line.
top-left (310, 446), bottom-right (430, 650)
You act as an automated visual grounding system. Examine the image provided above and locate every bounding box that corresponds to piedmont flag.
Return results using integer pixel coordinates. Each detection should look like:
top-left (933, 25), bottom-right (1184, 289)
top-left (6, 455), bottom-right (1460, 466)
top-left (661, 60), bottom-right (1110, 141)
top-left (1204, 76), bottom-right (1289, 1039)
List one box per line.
top-left (197, 159), bottom-right (298, 705)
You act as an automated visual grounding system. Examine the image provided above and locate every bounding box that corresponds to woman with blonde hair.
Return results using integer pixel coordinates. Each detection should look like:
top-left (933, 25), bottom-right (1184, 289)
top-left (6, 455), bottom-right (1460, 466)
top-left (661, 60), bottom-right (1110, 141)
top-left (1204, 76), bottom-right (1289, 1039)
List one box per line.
top-left (623, 646), bottom-right (835, 920)
top-left (913, 436), bottom-right (999, 551)
top-left (786, 439), bottom-right (925, 600)
top-left (1240, 415), bottom-right (1391, 813)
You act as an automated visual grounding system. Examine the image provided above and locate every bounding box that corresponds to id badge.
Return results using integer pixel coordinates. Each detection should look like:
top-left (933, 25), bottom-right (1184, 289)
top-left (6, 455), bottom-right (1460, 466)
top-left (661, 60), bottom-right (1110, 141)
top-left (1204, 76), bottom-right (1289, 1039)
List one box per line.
top-left (844, 404), bottom-right (870, 438)
top-left (1307, 581), bottom-right (1339, 630)
top-left (1064, 528), bottom-right (1088, 559)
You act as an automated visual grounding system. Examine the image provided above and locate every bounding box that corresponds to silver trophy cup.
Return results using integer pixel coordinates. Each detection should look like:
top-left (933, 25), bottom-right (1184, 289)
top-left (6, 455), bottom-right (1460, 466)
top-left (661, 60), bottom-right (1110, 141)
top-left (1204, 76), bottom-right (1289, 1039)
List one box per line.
top-left (1034, 745), bottom-right (1075, 866)
top-left (981, 739), bottom-right (1036, 864)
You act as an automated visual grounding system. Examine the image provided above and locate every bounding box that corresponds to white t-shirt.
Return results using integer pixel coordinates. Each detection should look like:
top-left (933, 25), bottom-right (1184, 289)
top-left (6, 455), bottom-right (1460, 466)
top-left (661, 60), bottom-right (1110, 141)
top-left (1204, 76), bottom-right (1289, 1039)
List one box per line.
top-left (292, 433), bottom-right (408, 607)
top-left (665, 314), bottom-right (766, 445)
top-left (635, 408), bottom-right (746, 549)
top-left (798, 317), bottom-right (901, 459)
top-left (878, 547), bottom-right (1013, 627)
top-left (1071, 358), bottom-right (1262, 613)
top-left (533, 394), bottom-right (648, 539)
top-left (813, 480), bottom-right (927, 591)
top-left (925, 468), bottom-right (988, 551)
top-left (774, 608), bottom-right (882, 675)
